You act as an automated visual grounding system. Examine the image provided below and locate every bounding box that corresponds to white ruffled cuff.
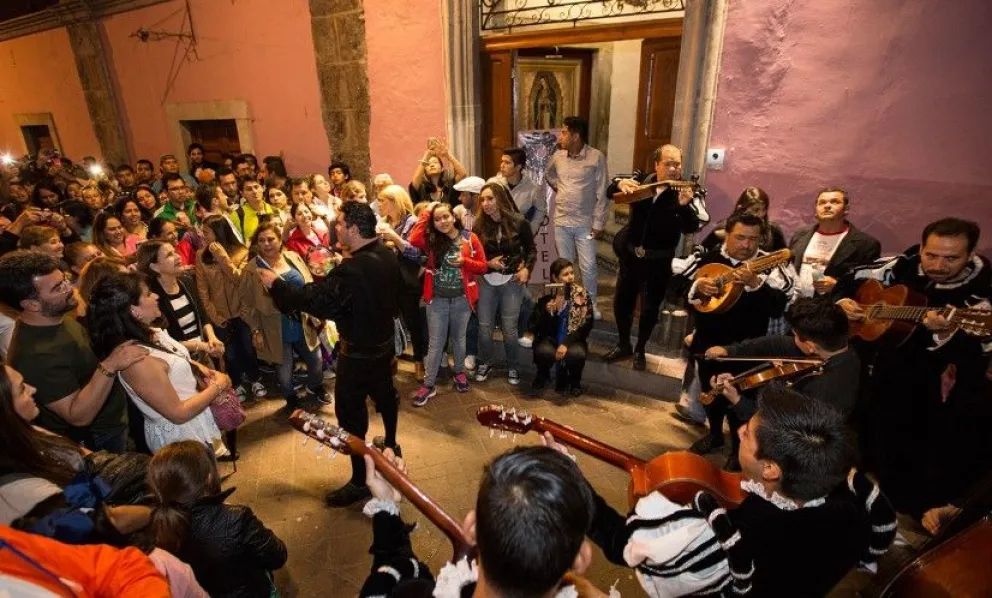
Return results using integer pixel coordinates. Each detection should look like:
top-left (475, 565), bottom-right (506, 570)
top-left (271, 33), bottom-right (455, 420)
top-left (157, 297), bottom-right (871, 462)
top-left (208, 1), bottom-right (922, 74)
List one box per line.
top-left (362, 498), bottom-right (400, 518)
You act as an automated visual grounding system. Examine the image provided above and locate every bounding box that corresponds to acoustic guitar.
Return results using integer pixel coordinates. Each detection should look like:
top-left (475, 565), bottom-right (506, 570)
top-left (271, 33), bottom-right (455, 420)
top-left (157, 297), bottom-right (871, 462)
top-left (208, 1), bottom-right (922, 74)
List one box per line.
top-left (288, 410), bottom-right (475, 562)
top-left (693, 248), bottom-right (793, 314)
top-left (476, 404), bottom-right (745, 509)
top-left (850, 279), bottom-right (992, 347)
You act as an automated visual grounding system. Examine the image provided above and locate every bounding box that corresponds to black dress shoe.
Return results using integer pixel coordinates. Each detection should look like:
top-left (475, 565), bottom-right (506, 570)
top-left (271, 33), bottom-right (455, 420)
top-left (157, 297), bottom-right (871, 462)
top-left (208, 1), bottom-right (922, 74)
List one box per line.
top-left (689, 435), bottom-right (725, 455)
top-left (632, 352), bottom-right (647, 371)
top-left (724, 454), bottom-right (742, 472)
top-left (672, 404), bottom-right (707, 427)
top-left (569, 385), bottom-right (583, 397)
top-left (604, 345), bottom-right (634, 362)
top-left (217, 452), bottom-right (240, 462)
top-left (324, 482), bottom-right (372, 507)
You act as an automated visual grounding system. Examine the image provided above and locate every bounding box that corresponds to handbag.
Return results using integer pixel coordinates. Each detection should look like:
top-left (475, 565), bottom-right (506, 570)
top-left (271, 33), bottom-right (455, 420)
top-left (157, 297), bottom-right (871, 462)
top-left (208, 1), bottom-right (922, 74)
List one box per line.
top-left (188, 355), bottom-right (246, 432)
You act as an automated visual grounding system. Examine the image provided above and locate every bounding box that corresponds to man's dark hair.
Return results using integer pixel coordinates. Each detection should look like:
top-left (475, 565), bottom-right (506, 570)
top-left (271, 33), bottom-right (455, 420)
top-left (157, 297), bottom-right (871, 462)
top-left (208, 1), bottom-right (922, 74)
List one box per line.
top-left (754, 384), bottom-right (856, 501)
top-left (62, 200), bottom-right (95, 229)
top-left (289, 177), bottom-right (309, 191)
top-left (115, 164), bottom-right (134, 175)
top-left (476, 446), bottom-right (594, 597)
top-left (194, 184), bottom-right (219, 212)
top-left (0, 250), bottom-right (60, 307)
top-left (563, 116), bottom-right (588, 143)
top-left (724, 212), bottom-right (765, 234)
top-left (328, 160), bottom-right (352, 180)
top-left (501, 147), bottom-right (527, 169)
top-left (187, 142), bottom-right (205, 155)
top-left (340, 201), bottom-right (376, 239)
top-left (785, 297), bottom-right (850, 351)
top-left (136, 159), bottom-right (154, 170)
top-left (241, 153), bottom-right (257, 165)
top-left (262, 156), bottom-right (287, 178)
top-left (922, 217), bottom-right (981, 253)
top-left (237, 175), bottom-right (260, 193)
top-left (161, 172), bottom-right (185, 190)
top-left (232, 155), bottom-right (250, 170)
top-left (817, 186), bottom-right (849, 206)
top-left (215, 166), bottom-right (235, 180)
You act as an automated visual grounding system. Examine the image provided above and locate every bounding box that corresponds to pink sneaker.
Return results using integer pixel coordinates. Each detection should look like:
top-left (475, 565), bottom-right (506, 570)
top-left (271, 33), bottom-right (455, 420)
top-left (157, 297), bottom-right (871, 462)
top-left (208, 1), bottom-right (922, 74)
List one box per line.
top-left (453, 372), bottom-right (470, 393)
top-left (412, 385), bottom-right (436, 407)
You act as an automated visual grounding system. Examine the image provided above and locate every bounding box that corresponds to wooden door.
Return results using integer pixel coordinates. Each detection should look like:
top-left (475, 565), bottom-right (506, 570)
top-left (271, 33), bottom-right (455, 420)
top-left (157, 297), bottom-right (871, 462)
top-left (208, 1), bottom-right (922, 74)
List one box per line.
top-left (481, 50), bottom-right (514, 176)
top-left (632, 37), bottom-right (682, 173)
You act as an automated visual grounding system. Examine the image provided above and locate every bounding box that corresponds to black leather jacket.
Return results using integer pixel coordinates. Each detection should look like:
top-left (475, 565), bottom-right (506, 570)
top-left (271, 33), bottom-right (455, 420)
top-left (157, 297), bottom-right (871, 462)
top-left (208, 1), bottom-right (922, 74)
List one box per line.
top-left (177, 488), bottom-right (288, 598)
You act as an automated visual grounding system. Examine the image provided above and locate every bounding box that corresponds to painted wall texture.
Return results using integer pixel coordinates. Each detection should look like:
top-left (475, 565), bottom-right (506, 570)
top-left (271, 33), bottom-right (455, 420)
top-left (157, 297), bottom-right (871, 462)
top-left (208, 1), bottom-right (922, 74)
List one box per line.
top-left (0, 27), bottom-right (99, 158)
top-left (100, 0), bottom-right (330, 175)
top-left (705, 0), bottom-right (992, 255)
top-left (365, 0), bottom-right (447, 181)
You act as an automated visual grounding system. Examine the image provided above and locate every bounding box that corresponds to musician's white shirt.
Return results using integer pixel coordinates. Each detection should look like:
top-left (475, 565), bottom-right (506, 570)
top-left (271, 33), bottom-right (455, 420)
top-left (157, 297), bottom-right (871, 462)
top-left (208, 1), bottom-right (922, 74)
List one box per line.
top-left (797, 228), bottom-right (849, 297)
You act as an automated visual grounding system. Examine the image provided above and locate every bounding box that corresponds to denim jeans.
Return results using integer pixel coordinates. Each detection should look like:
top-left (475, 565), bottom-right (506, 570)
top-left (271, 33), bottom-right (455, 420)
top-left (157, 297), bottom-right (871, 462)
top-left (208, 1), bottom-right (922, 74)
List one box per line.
top-left (217, 317), bottom-right (260, 388)
top-left (277, 339), bottom-right (323, 398)
top-left (477, 278), bottom-right (524, 370)
top-left (519, 286), bottom-right (534, 334)
top-left (554, 225), bottom-right (598, 301)
top-left (424, 296), bottom-right (472, 387)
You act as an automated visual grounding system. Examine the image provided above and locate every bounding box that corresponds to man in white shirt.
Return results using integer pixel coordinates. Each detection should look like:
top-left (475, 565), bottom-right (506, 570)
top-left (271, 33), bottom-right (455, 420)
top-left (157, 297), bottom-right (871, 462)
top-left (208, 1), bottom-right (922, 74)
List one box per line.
top-left (544, 117), bottom-right (608, 317)
top-left (488, 147), bottom-right (547, 234)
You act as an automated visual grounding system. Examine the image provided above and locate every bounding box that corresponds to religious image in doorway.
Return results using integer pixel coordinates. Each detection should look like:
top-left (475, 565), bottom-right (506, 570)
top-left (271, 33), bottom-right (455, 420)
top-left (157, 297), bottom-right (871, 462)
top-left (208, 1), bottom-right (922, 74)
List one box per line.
top-left (517, 58), bottom-right (582, 132)
top-left (518, 129), bottom-right (559, 283)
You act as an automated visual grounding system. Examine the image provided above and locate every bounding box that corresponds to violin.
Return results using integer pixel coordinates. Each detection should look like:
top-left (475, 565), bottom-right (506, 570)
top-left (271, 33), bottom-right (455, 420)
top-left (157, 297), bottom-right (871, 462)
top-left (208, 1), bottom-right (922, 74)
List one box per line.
top-left (699, 357), bottom-right (824, 406)
top-left (611, 175), bottom-right (702, 205)
top-left (477, 404), bottom-right (745, 509)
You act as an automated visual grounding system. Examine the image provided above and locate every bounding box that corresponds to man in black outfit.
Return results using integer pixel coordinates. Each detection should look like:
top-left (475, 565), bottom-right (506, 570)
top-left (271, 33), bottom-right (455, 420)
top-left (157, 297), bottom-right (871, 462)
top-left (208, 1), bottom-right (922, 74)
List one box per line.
top-left (704, 296), bottom-right (861, 420)
top-left (606, 144), bottom-right (708, 370)
top-left (672, 212), bottom-right (796, 471)
top-left (837, 217), bottom-right (992, 518)
top-left (258, 202), bottom-right (402, 507)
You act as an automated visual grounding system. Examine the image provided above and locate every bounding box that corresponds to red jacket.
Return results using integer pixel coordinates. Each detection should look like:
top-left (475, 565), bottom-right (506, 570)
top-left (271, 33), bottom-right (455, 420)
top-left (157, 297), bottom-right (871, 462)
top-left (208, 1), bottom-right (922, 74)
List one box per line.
top-left (0, 524), bottom-right (170, 597)
top-left (285, 225), bottom-right (330, 259)
top-left (408, 209), bottom-right (487, 310)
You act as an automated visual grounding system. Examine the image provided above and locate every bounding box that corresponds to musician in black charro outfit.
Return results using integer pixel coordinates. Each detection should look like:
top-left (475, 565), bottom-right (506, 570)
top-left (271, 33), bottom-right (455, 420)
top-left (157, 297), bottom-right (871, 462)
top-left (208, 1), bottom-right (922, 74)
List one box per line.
top-left (671, 212), bottom-right (796, 471)
top-left (604, 144), bottom-right (709, 370)
top-left (836, 217), bottom-right (992, 519)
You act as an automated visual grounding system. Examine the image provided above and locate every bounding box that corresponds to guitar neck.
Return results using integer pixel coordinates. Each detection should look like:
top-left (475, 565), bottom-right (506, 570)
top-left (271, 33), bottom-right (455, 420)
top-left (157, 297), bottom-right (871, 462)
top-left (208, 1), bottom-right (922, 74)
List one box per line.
top-left (345, 437), bottom-right (475, 561)
top-left (863, 304), bottom-right (950, 323)
top-left (719, 250), bottom-right (790, 285)
top-left (533, 418), bottom-right (645, 473)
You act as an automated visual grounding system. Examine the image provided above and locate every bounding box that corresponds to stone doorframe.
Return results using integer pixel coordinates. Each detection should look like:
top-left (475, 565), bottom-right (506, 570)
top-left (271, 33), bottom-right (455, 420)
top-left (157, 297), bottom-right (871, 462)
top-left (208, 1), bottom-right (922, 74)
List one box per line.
top-left (164, 101), bottom-right (255, 166)
top-left (440, 0), bottom-right (729, 179)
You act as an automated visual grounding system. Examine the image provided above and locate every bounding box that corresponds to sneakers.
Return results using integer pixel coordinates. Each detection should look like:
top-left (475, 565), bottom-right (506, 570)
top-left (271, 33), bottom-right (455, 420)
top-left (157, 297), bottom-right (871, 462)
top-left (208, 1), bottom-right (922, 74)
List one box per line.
top-left (517, 334), bottom-right (534, 348)
top-left (235, 385), bottom-right (248, 403)
top-left (508, 369), bottom-right (520, 386)
top-left (303, 386), bottom-right (333, 406)
top-left (464, 355), bottom-right (477, 371)
top-left (475, 363), bottom-right (492, 382)
top-left (324, 481), bottom-right (371, 507)
top-left (453, 372), bottom-right (470, 393)
top-left (412, 385), bottom-right (437, 407)
top-left (251, 381), bottom-right (267, 397)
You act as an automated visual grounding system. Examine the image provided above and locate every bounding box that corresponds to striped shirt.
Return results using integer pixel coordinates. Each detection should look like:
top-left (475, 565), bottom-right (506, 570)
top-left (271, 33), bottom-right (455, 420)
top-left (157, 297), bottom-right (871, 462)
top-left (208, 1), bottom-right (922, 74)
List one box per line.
top-left (164, 287), bottom-right (201, 342)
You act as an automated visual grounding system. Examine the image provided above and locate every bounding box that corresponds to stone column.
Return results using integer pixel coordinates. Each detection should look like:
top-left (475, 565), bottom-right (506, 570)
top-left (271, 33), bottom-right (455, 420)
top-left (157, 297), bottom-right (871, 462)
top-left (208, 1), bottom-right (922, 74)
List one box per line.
top-left (66, 21), bottom-right (131, 166)
top-left (441, 0), bottom-right (483, 175)
top-left (308, 0), bottom-right (372, 183)
top-left (670, 0), bottom-right (729, 179)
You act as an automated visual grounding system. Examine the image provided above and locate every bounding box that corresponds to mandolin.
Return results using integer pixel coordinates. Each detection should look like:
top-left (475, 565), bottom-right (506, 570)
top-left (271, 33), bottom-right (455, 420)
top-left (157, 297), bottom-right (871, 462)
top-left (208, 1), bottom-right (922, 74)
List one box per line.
top-left (288, 410), bottom-right (475, 561)
top-left (850, 279), bottom-right (992, 347)
top-left (476, 404), bottom-right (745, 509)
top-left (611, 178), bottom-right (702, 205)
top-left (693, 248), bottom-right (793, 314)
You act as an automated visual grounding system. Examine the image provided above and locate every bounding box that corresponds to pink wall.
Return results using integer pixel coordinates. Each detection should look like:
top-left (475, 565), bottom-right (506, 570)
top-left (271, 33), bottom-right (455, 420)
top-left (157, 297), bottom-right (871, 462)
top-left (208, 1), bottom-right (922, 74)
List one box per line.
top-left (0, 28), bottom-right (99, 159)
top-left (365, 0), bottom-right (447, 184)
top-left (100, 0), bottom-right (330, 175)
top-left (706, 0), bottom-right (992, 256)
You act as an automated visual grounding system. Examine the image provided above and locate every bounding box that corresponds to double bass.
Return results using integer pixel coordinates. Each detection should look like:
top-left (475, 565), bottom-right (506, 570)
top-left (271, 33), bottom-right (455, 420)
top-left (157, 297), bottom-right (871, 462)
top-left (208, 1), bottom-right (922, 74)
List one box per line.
top-left (477, 404), bottom-right (745, 509)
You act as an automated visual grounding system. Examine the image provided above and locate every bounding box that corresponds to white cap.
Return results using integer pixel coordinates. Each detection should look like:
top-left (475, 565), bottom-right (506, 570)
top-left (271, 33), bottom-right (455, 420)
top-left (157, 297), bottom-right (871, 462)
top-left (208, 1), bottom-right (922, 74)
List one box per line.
top-left (453, 176), bottom-right (486, 195)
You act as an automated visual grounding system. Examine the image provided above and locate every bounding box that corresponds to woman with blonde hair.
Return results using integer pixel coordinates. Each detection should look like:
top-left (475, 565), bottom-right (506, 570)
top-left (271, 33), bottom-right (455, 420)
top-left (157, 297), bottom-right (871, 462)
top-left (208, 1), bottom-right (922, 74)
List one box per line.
top-left (376, 184), bottom-right (427, 378)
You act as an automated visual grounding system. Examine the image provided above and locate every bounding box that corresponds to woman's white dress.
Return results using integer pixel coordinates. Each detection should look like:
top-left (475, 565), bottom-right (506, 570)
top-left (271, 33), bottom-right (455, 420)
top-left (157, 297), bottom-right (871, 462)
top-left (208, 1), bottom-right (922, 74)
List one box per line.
top-left (119, 329), bottom-right (223, 453)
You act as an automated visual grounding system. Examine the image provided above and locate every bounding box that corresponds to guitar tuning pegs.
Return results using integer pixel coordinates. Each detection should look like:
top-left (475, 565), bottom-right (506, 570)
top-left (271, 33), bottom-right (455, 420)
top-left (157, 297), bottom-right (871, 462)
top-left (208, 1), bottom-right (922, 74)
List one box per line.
top-left (329, 450), bottom-right (337, 461)
top-left (303, 421), bottom-right (311, 432)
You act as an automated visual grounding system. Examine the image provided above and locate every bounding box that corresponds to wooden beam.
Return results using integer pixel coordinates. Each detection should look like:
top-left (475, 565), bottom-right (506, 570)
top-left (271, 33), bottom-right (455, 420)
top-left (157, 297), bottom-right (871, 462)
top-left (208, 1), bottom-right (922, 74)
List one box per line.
top-left (481, 19), bottom-right (683, 52)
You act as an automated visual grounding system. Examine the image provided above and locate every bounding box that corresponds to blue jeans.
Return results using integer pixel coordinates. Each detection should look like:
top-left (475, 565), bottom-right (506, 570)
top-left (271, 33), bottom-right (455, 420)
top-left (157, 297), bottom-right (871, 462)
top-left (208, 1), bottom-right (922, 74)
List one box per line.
top-left (519, 286), bottom-right (534, 334)
top-left (554, 225), bottom-right (598, 301)
top-left (277, 339), bottom-right (323, 398)
top-left (477, 278), bottom-right (524, 370)
top-left (217, 317), bottom-right (260, 388)
top-left (425, 296), bottom-right (471, 387)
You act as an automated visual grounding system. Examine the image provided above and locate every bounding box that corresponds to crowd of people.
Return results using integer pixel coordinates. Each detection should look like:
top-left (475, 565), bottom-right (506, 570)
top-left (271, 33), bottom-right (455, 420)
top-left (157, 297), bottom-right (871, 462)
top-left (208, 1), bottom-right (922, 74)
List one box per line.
top-left (1, 113), bottom-right (990, 597)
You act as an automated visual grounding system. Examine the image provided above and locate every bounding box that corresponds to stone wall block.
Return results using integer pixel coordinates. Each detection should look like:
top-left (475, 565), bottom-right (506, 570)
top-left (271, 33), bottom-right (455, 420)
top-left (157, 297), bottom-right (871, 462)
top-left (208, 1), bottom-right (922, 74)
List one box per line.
top-left (310, 15), bottom-right (339, 66)
top-left (309, 0), bottom-right (362, 18)
top-left (333, 12), bottom-right (366, 63)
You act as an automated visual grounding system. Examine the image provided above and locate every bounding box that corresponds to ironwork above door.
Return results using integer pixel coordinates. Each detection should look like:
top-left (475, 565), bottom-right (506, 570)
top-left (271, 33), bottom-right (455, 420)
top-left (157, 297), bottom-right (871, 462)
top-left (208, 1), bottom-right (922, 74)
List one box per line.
top-left (480, 0), bottom-right (685, 33)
